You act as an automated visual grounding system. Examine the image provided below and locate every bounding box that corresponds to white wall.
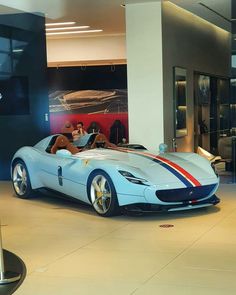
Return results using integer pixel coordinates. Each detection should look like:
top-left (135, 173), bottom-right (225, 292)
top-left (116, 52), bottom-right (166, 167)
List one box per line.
top-left (126, 2), bottom-right (164, 151)
top-left (47, 35), bottom-right (126, 65)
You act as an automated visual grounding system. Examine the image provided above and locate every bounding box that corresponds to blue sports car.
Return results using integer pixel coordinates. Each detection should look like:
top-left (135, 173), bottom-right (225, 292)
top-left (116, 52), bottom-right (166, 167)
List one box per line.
top-left (11, 133), bottom-right (220, 217)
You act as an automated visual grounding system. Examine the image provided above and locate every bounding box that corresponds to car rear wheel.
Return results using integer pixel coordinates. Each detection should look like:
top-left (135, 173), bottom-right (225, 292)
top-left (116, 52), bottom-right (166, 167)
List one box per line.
top-left (12, 160), bottom-right (33, 199)
top-left (87, 170), bottom-right (120, 217)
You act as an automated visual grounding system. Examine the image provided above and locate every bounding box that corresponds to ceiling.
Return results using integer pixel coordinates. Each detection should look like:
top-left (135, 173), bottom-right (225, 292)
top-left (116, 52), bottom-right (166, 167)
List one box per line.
top-left (170, 0), bottom-right (231, 31)
top-left (0, 0), bottom-right (232, 39)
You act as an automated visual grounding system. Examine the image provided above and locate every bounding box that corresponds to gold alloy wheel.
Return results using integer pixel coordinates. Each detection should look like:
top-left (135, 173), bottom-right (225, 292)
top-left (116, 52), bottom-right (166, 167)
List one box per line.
top-left (13, 163), bottom-right (28, 196)
top-left (90, 174), bottom-right (112, 214)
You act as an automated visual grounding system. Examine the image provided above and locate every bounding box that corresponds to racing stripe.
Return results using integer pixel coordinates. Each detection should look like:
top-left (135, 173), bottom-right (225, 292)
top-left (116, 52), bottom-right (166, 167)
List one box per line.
top-left (150, 157), bottom-right (197, 187)
top-left (114, 147), bottom-right (201, 187)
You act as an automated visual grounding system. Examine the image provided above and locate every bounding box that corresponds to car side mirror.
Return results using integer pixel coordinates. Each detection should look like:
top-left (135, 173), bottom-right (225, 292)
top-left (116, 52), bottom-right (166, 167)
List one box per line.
top-left (56, 149), bottom-right (72, 157)
top-left (159, 143), bottom-right (168, 153)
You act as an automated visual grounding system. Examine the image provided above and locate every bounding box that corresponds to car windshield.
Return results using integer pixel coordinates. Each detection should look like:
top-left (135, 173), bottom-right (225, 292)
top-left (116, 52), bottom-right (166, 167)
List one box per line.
top-left (73, 133), bottom-right (98, 148)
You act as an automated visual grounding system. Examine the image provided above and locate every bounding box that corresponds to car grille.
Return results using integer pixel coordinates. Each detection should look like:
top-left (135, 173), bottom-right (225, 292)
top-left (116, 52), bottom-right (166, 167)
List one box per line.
top-left (155, 184), bottom-right (217, 203)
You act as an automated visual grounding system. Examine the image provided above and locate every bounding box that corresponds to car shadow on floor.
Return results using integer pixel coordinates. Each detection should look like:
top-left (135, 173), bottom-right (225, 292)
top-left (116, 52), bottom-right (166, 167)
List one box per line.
top-left (11, 188), bottom-right (221, 223)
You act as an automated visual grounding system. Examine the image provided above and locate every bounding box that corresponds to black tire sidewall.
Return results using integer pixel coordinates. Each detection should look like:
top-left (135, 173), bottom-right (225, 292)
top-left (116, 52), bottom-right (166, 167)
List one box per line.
top-left (87, 169), bottom-right (120, 217)
top-left (12, 160), bottom-right (33, 199)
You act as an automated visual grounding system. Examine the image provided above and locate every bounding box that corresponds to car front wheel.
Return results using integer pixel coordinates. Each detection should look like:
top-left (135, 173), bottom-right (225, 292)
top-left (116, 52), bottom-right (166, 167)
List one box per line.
top-left (87, 170), bottom-right (120, 217)
top-left (12, 160), bottom-right (33, 199)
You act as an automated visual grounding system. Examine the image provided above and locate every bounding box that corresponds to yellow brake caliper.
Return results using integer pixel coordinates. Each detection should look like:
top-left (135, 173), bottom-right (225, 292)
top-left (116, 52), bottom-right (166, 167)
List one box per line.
top-left (96, 191), bottom-right (103, 205)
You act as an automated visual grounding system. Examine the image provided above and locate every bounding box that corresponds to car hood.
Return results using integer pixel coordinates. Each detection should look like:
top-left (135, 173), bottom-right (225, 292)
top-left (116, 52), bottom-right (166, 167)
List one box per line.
top-left (73, 148), bottom-right (218, 187)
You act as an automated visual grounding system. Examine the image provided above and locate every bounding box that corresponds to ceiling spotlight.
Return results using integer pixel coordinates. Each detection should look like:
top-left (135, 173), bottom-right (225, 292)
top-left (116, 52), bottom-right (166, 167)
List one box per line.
top-left (121, 4), bottom-right (126, 8)
top-left (46, 21), bottom-right (76, 27)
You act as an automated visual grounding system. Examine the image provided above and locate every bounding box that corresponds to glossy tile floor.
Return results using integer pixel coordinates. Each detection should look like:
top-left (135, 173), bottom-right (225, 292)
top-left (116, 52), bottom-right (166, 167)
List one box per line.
top-left (1, 181), bottom-right (236, 295)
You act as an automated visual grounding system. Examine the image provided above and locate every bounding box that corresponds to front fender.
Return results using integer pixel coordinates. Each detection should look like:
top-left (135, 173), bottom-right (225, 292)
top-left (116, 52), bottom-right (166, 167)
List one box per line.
top-left (86, 162), bottom-right (147, 199)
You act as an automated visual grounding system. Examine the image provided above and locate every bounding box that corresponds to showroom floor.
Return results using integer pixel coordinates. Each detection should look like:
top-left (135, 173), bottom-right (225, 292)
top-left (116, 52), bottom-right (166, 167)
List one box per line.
top-left (1, 181), bottom-right (236, 295)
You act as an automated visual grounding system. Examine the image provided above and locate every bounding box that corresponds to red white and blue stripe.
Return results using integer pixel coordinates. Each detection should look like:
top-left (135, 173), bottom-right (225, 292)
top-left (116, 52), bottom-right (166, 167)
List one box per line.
top-left (115, 148), bottom-right (201, 188)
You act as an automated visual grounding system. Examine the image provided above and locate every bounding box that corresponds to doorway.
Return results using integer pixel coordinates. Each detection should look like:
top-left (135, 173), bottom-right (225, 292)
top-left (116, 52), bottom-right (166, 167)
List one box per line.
top-left (194, 73), bottom-right (233, 183)
top-left (194, 73), bottom-right (230, 154)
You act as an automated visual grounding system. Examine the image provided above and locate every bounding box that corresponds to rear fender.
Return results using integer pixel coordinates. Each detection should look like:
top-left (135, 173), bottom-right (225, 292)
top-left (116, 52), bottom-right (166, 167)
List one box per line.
top-left (11, 147), bottom-right (44, 189)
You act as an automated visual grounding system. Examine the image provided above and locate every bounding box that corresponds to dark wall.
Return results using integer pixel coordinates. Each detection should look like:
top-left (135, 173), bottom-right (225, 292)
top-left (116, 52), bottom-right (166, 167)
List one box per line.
top-left (232, 0), bottom-right (236, 74)
top-left (162, 2), bottom-right (231, 152)
top-left (47, 65), bottom-right (127, 91)
top-left (0, 13), bottom-right (49, 180)
top-left (233, 0), bottom-right (236, 26)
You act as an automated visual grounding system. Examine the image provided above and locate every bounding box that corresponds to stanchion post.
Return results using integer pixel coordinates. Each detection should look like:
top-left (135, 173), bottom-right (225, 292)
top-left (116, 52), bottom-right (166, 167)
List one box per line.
top-left (0, 221), bottom-right (5, 281)
top-left (172, 138), bottom-right (177, 152)
top-left (0, 220), bottom-right (21, 284)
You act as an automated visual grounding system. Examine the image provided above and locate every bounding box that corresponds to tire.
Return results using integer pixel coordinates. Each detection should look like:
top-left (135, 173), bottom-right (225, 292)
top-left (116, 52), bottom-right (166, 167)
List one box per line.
top-left (12, 160), bottom-right (33, 199)
top-left (87, 170), bottom-right (120, 217)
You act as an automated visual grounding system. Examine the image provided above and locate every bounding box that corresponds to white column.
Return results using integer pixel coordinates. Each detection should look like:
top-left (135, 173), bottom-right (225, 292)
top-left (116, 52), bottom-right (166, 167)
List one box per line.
top-left (126, 1), bottom-right (164, 151)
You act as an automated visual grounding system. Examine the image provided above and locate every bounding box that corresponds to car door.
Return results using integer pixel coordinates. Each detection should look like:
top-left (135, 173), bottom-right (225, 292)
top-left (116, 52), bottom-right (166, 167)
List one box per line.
top-left (56, 155), bottom-right (91, 203)
top-left (38, 151), bottom-right (90, 203)
top-left (36, 152), bottom-right (65, 191)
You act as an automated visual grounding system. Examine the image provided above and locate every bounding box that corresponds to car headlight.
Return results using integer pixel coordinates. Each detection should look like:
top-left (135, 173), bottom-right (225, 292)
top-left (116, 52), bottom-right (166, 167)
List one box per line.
top-left (118, 170), bottom-right (149, 185)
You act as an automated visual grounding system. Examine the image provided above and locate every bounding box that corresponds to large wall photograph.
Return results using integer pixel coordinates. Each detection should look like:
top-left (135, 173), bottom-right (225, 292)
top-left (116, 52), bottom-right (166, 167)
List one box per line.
top-left (49, 89), bottom-right (127, 114)
top-left (47, 65), bottom-right (128, 143)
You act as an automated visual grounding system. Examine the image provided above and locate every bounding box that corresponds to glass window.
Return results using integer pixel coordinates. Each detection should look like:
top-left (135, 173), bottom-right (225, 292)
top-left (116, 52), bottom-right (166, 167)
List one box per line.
top-left (174, 67), bottom-right (187, 137)
top-left (0, 36), bottom-right (10, 52)
top-left (0, 52), bottom-right (11, 73)
top-left (232, 55), bottom-right (236, 68)
top-left (12, 39), bottom-right (27, 52)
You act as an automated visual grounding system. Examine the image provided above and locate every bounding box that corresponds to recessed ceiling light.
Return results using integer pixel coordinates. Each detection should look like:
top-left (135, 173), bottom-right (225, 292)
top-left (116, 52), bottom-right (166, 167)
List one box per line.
top-left (121, 4), bottom-right (126, 8)
top-left (46, 29), bottom-right (103, 36)
top-left (46, 21), bottom-right (76, 27)
top-left (46, 26), bottom-right (90, 31)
